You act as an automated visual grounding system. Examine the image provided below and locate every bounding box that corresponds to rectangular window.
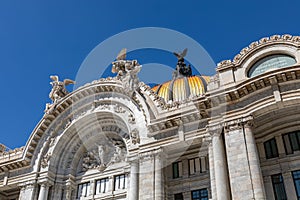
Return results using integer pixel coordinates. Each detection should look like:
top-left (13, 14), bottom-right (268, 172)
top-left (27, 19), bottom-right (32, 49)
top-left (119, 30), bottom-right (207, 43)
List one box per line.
top-left (95, 178), bottom-right (109, 194)
top-left (283, 131), bottom-right (300, 155)
top-left (264, 138), bottom-right (279, 159)
top-left (114, 174), bottom-right (127, 191)
top-left (77, 182), bottom-right (90, 198)
top-left (292, 170), bottom-right (300, 200)
top-left (189, 157), bottom-right (207, 175)
top-left (191, 188), bottom-right (208, 200)
top-left (174, 193), bottom-right (183, 200)
top-left (271, 174), bottom-right (287, 200)
top-left (172, 161), bottom-right (183, 179)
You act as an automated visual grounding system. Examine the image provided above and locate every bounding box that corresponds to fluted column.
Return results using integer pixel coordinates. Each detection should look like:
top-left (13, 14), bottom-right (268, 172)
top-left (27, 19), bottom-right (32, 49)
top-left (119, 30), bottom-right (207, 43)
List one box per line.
top-left (154, 153), bottom-right (162, 200)
top-left (128, 159), bottom-right (139, 200)
top-left (208, 142), bottom-right (217, 199)
top-left (38, 182), bottom-right (50, 200)
top-left (244, 121), bottom-right (266, 199)
top-left (18, 181), bottom-right (36, 200)
top-left (212, 133), bottom-right (230, 200)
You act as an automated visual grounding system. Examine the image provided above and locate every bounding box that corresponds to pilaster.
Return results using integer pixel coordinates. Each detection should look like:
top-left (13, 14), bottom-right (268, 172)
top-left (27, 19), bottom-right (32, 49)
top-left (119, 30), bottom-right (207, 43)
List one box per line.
top-left (224, 116), bottom-right (266, 200)
top-left (18, 180), bottom-right (37, 200)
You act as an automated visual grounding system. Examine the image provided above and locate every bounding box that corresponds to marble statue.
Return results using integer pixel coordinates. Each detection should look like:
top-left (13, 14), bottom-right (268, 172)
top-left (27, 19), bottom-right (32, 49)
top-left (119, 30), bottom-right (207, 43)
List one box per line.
top-left (112, 48), bottom-right (141, 97)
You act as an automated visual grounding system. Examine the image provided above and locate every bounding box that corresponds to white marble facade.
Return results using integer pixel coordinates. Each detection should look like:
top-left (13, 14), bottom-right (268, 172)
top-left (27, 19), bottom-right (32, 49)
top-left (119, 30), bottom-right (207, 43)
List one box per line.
top-left (1, 34), bottom-right (300, 200)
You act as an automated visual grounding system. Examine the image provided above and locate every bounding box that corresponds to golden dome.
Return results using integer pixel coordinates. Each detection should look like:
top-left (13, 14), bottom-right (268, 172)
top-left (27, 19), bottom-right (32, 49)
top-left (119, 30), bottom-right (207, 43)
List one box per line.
top-left (152, 75), bottom-right (210, 102)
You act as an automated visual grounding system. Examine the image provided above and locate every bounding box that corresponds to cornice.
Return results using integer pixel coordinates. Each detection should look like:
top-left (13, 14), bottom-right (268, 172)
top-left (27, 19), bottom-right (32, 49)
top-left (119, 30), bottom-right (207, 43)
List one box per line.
top-left (217, 34), bottom-right (300, 71)
top-left (223, 65), bottom-right (300, 102)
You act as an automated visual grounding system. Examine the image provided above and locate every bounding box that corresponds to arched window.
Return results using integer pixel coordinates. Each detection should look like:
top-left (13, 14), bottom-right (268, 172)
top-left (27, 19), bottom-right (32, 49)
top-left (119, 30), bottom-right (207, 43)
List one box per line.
top-left (248, 54), bottom-right (296, 78)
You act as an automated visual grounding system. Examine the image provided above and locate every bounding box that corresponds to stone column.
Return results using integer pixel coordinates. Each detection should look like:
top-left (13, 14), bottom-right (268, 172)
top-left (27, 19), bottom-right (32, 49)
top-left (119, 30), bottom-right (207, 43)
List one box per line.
top-left (52, 184), bottom-right (63, 200)
top-left (154, 153), bottom-right (163, 200)
top-left (65, 176), bottom-right (75, 200)
top-left (212, 132), bottom-right (230, 200)
top-left (128, 159), bottom-right (139, 200)
top-left (208, 142), bottom-right (217, 199)
top-left (282, 172), bottom-right (298, 200)
top-left (18, 181), bottom-right (36, 200)
top-left (244, 121), bottom-right (266, 199)
top-left (38, 182), bottom-right (50, 200)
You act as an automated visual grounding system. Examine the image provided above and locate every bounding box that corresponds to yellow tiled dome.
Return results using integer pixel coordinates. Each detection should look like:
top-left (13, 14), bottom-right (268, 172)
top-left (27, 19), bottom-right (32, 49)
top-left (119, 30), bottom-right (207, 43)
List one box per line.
top-left (152, 75), bottom-right (210, 102)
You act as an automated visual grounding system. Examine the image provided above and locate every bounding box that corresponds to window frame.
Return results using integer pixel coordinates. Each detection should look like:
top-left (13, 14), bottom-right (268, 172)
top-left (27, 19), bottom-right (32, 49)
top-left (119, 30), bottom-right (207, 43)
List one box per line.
top-left (292, 170), bottom-right (300, 200)
top-left (172, 161), bottom-right (182, 179)
top-left (114, 174), bottom-right (126, 191)
top-left (77, 182), bottom-right (90, 198)
top-left (271, 174), bottom-right (287, 200)
top-left (191, 188), bottom-right (208, 200)
top-left (174, 193), bottom-right (184, 200)
top-left (95, 177), bottom-right (109, 194)
top-left (264, 138), bottom-right (279, 159)
top-left (283, 131), bottom-right (300, 155)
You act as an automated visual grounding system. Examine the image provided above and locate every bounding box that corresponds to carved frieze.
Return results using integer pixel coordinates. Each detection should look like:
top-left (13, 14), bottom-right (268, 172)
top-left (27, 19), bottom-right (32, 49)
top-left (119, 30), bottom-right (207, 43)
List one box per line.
top-left (82, 143), bottom-right (126, 172)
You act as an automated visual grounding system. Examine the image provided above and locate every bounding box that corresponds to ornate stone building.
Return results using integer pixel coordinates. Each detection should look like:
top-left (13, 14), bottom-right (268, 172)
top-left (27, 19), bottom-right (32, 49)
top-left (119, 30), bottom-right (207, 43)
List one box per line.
top-left (1, 34), bottom-right (300, 200)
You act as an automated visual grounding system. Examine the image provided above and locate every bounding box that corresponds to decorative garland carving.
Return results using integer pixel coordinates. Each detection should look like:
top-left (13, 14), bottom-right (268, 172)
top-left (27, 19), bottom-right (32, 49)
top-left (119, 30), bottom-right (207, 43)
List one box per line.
top-left (41, 153), bottom-right (51, 168)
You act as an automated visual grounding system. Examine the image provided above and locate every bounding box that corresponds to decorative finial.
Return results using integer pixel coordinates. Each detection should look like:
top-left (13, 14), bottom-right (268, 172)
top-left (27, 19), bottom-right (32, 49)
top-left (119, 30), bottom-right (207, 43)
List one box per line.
top-left (172, 48), bottom-right (192, 78)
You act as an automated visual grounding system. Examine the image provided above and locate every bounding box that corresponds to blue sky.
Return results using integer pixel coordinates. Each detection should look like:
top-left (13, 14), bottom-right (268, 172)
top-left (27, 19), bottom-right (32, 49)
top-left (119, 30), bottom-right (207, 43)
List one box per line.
top-left (1, 0), bottom-right (300, 148)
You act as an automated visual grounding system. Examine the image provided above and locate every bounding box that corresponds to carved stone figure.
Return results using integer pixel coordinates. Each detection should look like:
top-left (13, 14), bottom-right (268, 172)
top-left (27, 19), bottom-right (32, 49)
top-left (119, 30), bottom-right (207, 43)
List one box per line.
top-left (110, 146), bottom-right (126, 163)
top-left (130, 128), bottom-right (140, 144)
top-left (112, 49), bottom-right (141, 96)
top-left (49, 75), bottom-right (75, 103)
top-left (97, 145), bottom-right (106, 168)
top-left (82, 142), bottom-right (126, 172)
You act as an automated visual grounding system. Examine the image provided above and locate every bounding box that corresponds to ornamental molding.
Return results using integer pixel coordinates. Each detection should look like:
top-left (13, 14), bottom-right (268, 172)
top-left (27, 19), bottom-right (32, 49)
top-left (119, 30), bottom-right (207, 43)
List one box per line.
top-left (223, 115), bottom-right (254, 132)
top-left (138, 148), bottom-right (164, 161)
top-left (217, 34), bottom-right (300, 71)
top-left (224, 66), bottom-right (300, 102)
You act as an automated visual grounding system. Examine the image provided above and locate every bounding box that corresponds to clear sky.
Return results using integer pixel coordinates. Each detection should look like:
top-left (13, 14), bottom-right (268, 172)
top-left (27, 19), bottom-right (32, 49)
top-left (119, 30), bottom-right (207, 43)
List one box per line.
top-left (1, 0), bottom-right (300, 149)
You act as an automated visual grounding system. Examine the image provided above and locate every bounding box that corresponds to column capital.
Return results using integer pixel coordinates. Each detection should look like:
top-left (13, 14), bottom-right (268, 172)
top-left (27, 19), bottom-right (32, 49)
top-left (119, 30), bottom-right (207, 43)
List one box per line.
top-left (18, 180), bottom-right (37, 189)
top-left (206, 123), bottom-right (223, 138)
top-left (224, 115), bottom-right (254, 132)
top-left (138, 147), bottom-right (166, 161)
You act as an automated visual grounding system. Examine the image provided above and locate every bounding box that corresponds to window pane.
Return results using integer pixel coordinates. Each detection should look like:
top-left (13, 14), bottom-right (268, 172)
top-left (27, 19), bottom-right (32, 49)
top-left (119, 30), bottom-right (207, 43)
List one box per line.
top-left (96, 178), bottom-right (108, 194)
top-left (192, 189), bottom-right (208, 200)
top-left (174, 193), bottom-right (183, 200)
top-left (271, 139), bottom-right (279, 157)
top-left (77, 184), bottom-right (83, 198)
top-left (114, 174), bottom-right (126, 191)
top-left (293, 171), bottom-right (300, 199)
top-left (264, 138), bottom-right (278, 159)
top-left (173, 162), bottom-right (179, 178)
top-left (290, 133), bottom-right (300, 151)
top-left (271, 174), bottom-right (287, 200)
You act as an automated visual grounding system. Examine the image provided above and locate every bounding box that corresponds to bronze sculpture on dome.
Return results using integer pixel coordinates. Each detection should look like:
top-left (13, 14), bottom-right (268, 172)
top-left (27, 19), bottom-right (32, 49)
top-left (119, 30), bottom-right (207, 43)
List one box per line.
top-left (173, 48), bottom-right (192, 78)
